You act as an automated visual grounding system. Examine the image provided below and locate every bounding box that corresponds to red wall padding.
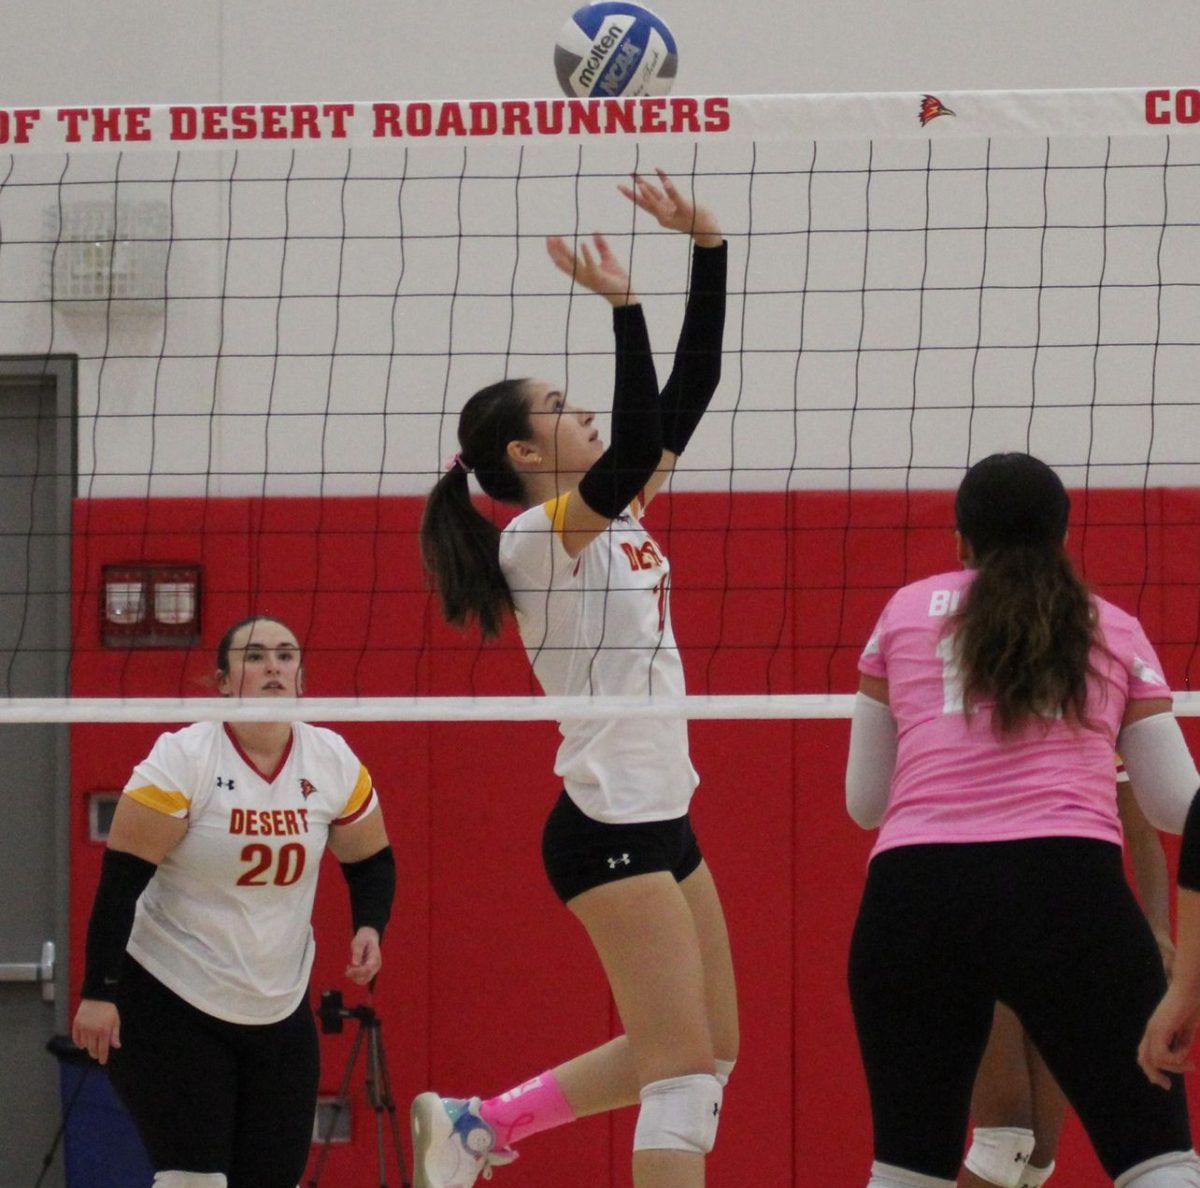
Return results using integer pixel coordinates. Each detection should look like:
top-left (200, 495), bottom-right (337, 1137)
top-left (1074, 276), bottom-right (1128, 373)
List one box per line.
top-left (68, 489), bottom-right (1200, 1186)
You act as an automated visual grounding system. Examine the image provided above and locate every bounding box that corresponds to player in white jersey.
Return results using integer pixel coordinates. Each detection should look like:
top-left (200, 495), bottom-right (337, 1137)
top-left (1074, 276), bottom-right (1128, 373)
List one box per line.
top-left (71, 617), bottom-right (396, 1188)
top-left (414, 170), bottom-right (735, 1188)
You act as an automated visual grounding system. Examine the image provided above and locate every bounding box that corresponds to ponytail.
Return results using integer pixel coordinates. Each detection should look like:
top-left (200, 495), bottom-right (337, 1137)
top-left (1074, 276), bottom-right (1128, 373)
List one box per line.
top-left (952, 542), bottom-right (1096, 733)
top-left (419, 379), bottom-right (532, 640)
top-left (420, 463), bottom-right (514, 639)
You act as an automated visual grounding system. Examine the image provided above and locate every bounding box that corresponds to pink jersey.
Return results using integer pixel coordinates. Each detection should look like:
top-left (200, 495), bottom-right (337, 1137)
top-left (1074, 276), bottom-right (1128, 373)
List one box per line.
top-left (859, 568), bottom-right (1171, 857)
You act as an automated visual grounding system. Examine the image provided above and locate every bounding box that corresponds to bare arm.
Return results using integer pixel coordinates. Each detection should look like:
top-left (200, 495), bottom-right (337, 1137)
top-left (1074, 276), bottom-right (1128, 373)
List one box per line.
top-left (1118, 777), bottom-right (1175, 974)
top-left (1140, 792), bottom-right (1200, 1088)
top-left (327, 804), bottom-right (389, 864)
top-left (1140, 888), bottom-right (1200, 1089)
top-left (106, 794), bottom-right (189, 862)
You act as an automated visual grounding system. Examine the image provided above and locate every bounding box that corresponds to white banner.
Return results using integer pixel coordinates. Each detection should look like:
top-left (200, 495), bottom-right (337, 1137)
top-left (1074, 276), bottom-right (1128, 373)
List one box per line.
top-left (2, 87), bottom-right (1200, 154)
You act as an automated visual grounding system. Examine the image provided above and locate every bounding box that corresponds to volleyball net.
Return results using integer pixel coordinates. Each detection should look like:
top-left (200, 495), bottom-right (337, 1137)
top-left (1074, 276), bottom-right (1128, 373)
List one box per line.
top-left (1, 87), bottom-right (1198, 722)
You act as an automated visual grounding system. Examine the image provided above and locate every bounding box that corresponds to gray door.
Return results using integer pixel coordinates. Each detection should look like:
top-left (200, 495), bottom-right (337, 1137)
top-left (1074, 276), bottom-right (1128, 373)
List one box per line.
top-left (0, 358), bottom-right (75, 1188)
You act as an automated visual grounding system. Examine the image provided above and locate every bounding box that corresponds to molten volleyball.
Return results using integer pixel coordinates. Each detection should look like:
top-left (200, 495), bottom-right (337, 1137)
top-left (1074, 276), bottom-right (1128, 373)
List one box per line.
top-left (554, 3), bottom-right (678, 99)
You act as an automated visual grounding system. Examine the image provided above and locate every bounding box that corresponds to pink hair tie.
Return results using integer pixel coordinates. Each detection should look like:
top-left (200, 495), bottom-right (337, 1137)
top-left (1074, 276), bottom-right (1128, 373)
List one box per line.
top-left (444, 451), bottom-right (471, 474)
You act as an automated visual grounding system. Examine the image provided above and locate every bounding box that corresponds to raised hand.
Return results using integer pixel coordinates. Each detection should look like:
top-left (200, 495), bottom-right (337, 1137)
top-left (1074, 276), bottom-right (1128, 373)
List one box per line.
top-left (618, 168), bottom-right (722, 247)
top-left (546, 232), bottom-right (637, 307)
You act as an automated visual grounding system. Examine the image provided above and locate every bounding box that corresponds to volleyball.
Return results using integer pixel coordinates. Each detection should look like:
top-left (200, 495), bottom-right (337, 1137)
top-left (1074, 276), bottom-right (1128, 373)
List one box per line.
top-left (554, 2), bottom-right (678, 99)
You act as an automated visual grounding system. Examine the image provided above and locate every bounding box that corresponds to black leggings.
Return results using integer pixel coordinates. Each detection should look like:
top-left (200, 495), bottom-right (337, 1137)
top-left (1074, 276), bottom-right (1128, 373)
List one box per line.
top-left (848, 838), bottom-right (1192, 1181)
top-left (107, 958), bottom-right (320, 1188)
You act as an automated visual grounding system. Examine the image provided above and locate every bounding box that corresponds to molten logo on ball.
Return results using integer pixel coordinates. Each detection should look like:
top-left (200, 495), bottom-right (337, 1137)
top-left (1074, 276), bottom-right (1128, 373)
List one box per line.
top-left (555, 2), bottom-right (678, 99)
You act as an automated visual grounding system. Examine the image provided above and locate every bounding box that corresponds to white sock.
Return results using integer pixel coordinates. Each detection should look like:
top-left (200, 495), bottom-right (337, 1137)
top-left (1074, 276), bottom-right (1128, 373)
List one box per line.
top-left (1116, 1150), bottom-right (1200, 1187)
top-left (866, 1160), bottom-right (957, 1188)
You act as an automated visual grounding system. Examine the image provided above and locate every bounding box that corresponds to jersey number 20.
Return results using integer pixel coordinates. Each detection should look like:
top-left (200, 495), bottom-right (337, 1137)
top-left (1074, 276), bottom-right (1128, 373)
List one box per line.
top-left (237, 842), bottom-right (306, 886)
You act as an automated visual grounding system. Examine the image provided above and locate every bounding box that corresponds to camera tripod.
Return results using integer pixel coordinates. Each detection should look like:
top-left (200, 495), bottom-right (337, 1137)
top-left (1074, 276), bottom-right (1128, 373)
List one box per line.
top-left (308, 990), bottom-right (410, 1188)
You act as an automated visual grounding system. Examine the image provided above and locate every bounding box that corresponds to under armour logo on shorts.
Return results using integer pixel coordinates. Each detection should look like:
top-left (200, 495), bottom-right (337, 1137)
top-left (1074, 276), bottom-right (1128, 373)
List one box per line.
top-left (606, 853), bottom-right (631, 869)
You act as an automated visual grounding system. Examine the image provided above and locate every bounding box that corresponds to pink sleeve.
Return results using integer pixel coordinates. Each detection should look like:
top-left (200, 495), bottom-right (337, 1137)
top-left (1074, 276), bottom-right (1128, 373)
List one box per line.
top-left (858, 602), bottom-right (889, 679)
top-left (1127, 618), bottom-right (1172, 700)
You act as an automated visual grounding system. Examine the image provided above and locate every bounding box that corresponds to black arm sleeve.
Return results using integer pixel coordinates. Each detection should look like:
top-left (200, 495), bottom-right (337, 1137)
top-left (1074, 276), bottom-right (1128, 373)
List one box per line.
top-left (659, 241), bottom-right (727, 456)
top-left (577, 303), bottom-right (663, 519)
top-left (1178, 791), bottom-right (1200, 891)
top-left (81, 848), bottom-right (157, 1001)
top-left (340, 845), bottom-right (396, 939)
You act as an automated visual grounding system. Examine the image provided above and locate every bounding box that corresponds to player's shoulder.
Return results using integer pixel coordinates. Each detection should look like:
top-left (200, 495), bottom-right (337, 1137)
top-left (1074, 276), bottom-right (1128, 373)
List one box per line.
top-left (886, 569), bottom-right (968, 616)
top-left (502, 502), bottom-right (554, 536)
top-left (152, 719), bottom-right (222, 757)
top-left (293, 721), bottom-right (358, 763)
top-left (1090, 593), bottom-right (1145, 645)
top-left (500, 502), bottom-right (552, 559)
top-left (903, 568), bottom-right (969, 594)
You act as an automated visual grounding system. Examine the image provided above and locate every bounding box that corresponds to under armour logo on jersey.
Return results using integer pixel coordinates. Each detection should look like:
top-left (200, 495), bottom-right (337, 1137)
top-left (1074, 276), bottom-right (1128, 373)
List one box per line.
top-left (607, 853), bottom-right (631, 869)
top-left (216, 776), bottom-right (235, 790)
top-left (299, 779), bottom-right (317, 800)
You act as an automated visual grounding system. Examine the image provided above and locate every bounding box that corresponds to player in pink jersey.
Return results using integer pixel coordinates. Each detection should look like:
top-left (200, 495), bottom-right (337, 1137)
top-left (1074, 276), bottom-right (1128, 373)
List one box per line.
top-left (416, 171), bottom-right (735, 1188)
top-left (844, 453), bottom-right (1200, 1188)
top-left (71, 617), bottom-right (395, 1188)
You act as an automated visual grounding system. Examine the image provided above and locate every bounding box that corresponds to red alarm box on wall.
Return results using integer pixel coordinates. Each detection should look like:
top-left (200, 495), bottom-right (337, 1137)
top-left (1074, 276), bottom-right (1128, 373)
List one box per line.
top-left (101, 563), bottom-right (201, 648)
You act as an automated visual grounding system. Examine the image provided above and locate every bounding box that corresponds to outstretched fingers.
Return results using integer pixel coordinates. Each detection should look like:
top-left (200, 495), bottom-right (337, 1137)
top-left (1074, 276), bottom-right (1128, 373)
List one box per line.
top-left (545, 232), bottom-right (634, 304)
top-left (546, 234), bottom-right (579, 278)
top-left (619, 169), bottom-right (676, 224)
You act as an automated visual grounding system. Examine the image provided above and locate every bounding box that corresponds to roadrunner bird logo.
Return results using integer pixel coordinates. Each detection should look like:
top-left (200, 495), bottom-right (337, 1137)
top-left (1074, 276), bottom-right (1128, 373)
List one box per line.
top-left (918, 94), bottom-right (956, 126)
top-left (299, 778), bottom-right (317, 800)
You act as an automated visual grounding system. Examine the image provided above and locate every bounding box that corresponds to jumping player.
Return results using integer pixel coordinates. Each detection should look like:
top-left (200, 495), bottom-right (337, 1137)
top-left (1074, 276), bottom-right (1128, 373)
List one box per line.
top-left (415, 169), bottom-right (736, 1188)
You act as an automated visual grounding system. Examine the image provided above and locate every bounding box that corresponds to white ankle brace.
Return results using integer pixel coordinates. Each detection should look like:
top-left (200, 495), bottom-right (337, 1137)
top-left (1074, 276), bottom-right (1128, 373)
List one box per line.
top-left (964, 1126), bottom-right (1035, 1187)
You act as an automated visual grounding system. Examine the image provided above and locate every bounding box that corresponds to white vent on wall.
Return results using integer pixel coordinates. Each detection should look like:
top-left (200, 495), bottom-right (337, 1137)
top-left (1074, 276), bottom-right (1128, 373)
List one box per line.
top-left (44, 199), bottom-right (169, 310)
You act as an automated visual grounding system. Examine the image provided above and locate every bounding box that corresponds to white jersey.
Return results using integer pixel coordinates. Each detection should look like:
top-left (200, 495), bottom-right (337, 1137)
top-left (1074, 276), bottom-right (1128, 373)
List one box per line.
top-left (123, 720), bottom-right (377, 1025)
top-left (499, 493), bottom-right (698, 824)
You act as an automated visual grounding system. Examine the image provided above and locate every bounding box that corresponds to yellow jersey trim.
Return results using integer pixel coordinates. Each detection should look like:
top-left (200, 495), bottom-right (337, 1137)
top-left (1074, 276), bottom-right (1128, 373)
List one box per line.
top-left (543, 493), bottom-right (571, 541)
top-left (125, 785), bottom-right (190, 818)
top-left (335, 764), bottom-right (375, 823)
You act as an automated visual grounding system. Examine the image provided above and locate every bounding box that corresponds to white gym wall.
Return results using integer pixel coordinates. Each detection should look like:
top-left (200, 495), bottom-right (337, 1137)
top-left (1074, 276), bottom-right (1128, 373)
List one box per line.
top-left (0, 0), bottom-right (1194, 106)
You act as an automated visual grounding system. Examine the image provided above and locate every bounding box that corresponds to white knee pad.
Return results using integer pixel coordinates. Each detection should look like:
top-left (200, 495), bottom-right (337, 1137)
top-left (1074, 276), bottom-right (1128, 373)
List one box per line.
top-left (152, 1175), bottom-right (228, 1188)
top-left (866, 1160), bottom-right (956, 1187)
top-left (713, 1058), bottom-right (736, 1088)
top-left (632, 1073), bottom-right (722, 1155)
top-left (1115, 1150), bottom-right (1200, 1187)
top-left (1019, 1162), bottom-right (1055, 1188)
top-left (964, 1126), bottom-right (1035, 1187)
